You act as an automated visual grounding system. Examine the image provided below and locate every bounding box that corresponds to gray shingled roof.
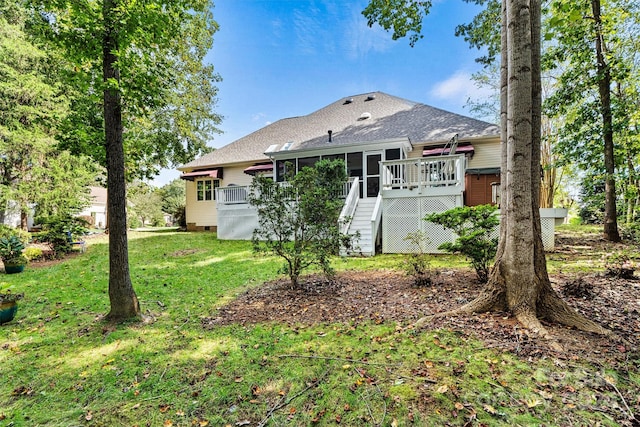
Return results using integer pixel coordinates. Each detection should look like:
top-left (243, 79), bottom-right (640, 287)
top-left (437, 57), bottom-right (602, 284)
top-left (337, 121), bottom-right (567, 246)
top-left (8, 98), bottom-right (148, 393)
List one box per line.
top-left (180, 92), bottom-right (499, 170)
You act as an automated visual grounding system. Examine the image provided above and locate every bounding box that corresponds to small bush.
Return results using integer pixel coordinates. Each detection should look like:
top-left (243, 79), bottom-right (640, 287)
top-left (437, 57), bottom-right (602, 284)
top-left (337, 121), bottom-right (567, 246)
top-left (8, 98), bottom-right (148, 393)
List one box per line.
top-left (0, 224), bottom-right (30, 246)
top-left (23, 247), bottom-right (44, 261)
top-left (37, 215), bottom-right (89, 257)
top-left (424, 204), bottom-right (499, 283)
top-left (402, 231), bottom-right (433, 287)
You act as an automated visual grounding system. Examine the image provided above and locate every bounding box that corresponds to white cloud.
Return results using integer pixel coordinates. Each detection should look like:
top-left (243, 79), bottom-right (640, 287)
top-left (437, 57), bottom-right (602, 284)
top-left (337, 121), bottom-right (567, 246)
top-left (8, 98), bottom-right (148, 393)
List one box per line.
top-left (343, 8), bottom-right (395, 60)
top-left (430, 70), bottom-right (494, 103)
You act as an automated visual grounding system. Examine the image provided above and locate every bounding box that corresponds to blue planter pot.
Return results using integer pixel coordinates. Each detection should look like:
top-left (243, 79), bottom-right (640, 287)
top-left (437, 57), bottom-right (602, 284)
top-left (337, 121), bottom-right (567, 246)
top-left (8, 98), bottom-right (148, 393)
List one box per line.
top-left (0, 301), bottom-right (18, 325)
top-left (4, 264), bottom-right (25, 274)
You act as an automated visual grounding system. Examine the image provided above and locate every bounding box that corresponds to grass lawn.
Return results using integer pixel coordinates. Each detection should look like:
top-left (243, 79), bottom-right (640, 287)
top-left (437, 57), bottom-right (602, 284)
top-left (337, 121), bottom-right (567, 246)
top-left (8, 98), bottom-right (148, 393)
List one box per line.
top-left (1, 230), bottom-right (638, 426)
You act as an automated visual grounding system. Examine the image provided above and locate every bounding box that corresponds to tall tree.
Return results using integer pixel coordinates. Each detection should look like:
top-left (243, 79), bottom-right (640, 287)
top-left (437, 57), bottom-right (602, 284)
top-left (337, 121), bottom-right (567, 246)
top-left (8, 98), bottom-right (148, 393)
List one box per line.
top-left (544, 0), bottom-right (640, 240)
top-left (33, 0), bottom-right (221, 321)
top-left (364, 0), bottom-right (608, 341)
top-left (0, 0), bottom-right (95, 229)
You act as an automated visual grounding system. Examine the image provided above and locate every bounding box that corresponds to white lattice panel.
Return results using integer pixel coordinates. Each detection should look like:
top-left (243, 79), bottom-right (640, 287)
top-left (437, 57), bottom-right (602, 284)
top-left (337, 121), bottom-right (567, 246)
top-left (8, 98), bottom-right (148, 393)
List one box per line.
top-left (540, 217), bottom-right (555, 250)
top-left (217, 205), bottom-right (259, 240)
top-left (382, 195), bottom-right (462, 253)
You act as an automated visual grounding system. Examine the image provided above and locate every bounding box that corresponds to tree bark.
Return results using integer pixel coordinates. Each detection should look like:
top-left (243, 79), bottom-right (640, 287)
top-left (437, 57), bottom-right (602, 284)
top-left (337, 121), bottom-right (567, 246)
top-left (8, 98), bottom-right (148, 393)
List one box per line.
top-left (592, 0), bottom-right (621, 242)
top-left (417, 0), bottom-right (610, 342)
top-left (103, 0), bottom-right (140, 321)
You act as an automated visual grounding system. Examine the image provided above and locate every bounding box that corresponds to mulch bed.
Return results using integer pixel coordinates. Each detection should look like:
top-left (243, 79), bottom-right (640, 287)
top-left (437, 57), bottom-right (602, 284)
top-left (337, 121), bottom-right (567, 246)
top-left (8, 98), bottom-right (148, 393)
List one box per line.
top-left (204, 237), bottom-right (640, 367)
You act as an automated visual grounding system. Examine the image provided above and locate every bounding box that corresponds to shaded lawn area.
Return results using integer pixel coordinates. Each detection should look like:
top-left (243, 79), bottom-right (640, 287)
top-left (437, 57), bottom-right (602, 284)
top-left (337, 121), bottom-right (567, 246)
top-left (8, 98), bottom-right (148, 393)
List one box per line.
top-left (0, 229), bottom-right (639, 426)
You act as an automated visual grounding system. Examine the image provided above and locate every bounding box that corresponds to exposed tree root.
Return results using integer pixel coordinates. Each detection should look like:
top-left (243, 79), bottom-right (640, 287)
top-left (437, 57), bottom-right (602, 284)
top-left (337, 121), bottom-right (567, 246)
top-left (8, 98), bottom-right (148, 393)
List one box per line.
top-left (413, 280), bottom-right (612, 353)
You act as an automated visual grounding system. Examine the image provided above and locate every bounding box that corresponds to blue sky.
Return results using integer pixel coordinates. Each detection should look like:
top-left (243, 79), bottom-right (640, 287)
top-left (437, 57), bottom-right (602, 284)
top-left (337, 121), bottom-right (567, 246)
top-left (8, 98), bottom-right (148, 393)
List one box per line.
top-left (153, 0), bottom-right (492, 186)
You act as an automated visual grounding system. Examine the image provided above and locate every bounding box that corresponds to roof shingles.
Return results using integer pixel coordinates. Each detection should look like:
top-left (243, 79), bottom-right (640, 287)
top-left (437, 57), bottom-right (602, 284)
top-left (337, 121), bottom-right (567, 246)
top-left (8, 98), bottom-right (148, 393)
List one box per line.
top-left (180, 92), bottom-right (499, 170)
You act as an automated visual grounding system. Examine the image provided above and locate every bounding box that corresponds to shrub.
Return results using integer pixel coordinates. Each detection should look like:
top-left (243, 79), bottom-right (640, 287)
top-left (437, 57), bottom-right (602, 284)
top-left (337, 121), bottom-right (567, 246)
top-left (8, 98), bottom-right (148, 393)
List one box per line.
top-left (402, 231), bottom-right (434, 287)
top-left (249, 159), bottom-right (352, 288)
top-left (424, 204), bottom-right (499, 283)
top-left (0, 224), bottom-right (30, 246)
top-left (37, 215), bottom-right (89, 257)
top-left (23, 247), bottom-right (44, 261)
top-left (0, 235), bottom-right (27, 266)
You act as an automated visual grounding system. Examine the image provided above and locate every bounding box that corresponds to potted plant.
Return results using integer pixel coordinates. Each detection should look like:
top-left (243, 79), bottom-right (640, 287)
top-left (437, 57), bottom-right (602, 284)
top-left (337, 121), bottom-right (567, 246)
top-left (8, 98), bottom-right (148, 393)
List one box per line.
top-left (0, 235), bottom-right (28, 274)
top-left (0, 290), bottom-right (23, 325)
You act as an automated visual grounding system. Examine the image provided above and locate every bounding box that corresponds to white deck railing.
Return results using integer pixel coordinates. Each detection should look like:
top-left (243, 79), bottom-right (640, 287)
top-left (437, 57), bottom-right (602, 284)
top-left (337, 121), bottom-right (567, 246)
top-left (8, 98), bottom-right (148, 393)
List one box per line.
top-left (381, 154), bottom-right (465, 193)
top-left (216, 178), bottom-right (356, 207)
top-left (339, 178), bottom-right (360, 234)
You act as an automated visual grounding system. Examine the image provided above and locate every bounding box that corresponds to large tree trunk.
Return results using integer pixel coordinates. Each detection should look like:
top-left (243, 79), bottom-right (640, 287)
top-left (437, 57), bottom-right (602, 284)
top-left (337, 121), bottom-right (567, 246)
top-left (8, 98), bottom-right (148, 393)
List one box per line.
top-left (417, 0), bottom-right (609, 342)
top-left (103, 0), bottom-right (140, 321)
top-left (592, 0), bottom-right (621, 242)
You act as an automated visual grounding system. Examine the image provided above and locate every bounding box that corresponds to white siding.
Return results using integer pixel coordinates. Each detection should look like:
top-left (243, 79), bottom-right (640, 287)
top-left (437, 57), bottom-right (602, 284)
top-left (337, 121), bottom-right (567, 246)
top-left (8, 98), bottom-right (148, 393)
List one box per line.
top-left (184, 164), bottom-right (259, 228)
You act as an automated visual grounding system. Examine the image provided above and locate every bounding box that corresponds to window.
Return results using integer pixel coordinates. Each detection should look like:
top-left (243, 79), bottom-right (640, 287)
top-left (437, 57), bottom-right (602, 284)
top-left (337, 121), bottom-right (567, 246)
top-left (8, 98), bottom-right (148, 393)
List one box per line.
top-left (196, 179), bottom-right (219, 201)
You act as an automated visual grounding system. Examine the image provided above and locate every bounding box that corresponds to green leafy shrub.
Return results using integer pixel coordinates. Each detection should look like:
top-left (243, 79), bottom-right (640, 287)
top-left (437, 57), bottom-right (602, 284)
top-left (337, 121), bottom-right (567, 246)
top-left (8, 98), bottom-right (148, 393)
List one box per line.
top-left (249, 159), bottom-right (352, 288)
top-left (23, 247), bottom-right (44, 261)
top-left (36, 215), bottom-right (89, 257)
top-left (0, 224), bottom-right (30, 246)
top-left (0, 235), bottom-right (27, 267)
top-left (424, 204), bottom-right (499, 283)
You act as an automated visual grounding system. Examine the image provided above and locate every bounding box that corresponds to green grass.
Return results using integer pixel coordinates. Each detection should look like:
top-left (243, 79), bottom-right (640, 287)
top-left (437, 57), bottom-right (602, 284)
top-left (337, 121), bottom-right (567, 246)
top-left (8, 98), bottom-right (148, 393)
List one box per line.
top-left (1, 230), bottom-right (637, 426)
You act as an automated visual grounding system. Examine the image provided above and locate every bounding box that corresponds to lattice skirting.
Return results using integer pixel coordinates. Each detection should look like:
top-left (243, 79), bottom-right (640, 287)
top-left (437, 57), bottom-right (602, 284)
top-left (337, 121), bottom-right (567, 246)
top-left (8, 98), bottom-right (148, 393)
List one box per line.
top-left (382, 195), bottom-right (462, 253)
top-left (382, 196), bottom-right (556, 253)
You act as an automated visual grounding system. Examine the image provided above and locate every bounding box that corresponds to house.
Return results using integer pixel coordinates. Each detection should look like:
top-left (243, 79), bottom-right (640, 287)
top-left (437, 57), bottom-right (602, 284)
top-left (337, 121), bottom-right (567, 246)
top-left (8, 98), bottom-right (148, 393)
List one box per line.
top-left (179, 92), bottom-right (561, 254)
top-left (77, 187), bottom-right (108, 229)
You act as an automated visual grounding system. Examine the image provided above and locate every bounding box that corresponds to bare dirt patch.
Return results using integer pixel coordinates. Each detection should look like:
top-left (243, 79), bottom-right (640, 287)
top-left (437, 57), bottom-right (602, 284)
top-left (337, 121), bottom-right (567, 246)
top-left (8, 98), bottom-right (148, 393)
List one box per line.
top-left (205, 234), bottom-right (640, 367)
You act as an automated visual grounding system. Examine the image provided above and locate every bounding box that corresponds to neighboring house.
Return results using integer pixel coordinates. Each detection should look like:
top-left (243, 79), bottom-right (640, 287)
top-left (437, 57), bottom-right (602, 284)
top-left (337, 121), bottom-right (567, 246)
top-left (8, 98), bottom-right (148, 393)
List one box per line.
top-left (77, 186), bottom-right (108, 228)
top-left (179, 92), bottom-right (562, 254)
top-left (0, 201), bottom-right (34, 230)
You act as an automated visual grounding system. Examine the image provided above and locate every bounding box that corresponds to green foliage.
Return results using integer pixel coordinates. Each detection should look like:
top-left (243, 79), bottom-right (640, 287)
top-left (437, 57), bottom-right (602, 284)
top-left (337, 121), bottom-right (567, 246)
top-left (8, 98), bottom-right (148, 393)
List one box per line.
top-left (0, 224), bottom-right (29, 246)
top-left (0, 4), bottom-right (96, 222)
top-left (454, 0), bottom-right (501, 66)
top-left (158, 179), bottom-right (186, 226)
top-left (128, 181), bottom-right (165, 227)
top-left (362, 0), bottom-right (431, 47)
top-left (32, 0), bottom-right (222, 181)
top-left (36, 214), bottom-right (88, 257)
top-left (621, 222), bottom-right (640, 245)
top-left (402, 230), bottom-right (434, 287)
top-left (0, 235), bottom-right (26, 264)
top-left (23, 246), bottom-right (43, 261)
top-left (249, 159), bottom-right (350, 288)
top-left (424, 204), bottom-right (499, 282)
top-left (578, 171), bottom-right (606, 224)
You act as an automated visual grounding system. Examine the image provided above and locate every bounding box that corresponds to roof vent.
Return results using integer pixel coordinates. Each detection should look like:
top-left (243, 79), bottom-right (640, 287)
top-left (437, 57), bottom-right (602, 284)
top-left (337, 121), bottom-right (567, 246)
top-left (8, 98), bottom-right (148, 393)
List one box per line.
top-left (328, 130), bottom-right (333, 142)
top-left (358, 112), bottom-right (372, 121)
top-left (365, 94), bottom-right (376, 101)
top-left (343, 98), bottom-right (354, 104)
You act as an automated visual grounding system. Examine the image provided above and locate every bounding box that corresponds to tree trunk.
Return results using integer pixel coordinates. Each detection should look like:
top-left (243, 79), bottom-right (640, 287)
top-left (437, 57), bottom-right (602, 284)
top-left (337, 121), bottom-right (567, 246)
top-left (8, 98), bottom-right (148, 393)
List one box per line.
top-left (20, 210), bottom-right (28, 231)
top-left (592, 0), bottom-right (620, 242)
top-left (418, 0), bottom-right (609, 342)
top-left (103, 0), bottom-right (140, 321)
